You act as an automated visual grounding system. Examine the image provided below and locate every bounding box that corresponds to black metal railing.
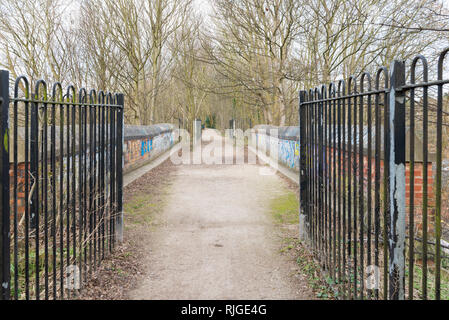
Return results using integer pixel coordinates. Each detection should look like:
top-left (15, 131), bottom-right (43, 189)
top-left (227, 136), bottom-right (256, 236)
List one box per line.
top-left (0, 70), bottom-right (124, 300)
top-left (299, 48), bottom-right (449, 300)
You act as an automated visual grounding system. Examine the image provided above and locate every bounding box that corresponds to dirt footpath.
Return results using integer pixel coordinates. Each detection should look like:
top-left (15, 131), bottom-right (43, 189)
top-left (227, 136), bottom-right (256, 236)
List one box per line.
top-left (128, 130), bottom-right (313, 300)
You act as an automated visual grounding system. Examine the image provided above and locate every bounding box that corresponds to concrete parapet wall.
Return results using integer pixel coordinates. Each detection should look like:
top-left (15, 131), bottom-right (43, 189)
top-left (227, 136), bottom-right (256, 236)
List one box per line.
top-left (9, 123), bottom-right (177, 216)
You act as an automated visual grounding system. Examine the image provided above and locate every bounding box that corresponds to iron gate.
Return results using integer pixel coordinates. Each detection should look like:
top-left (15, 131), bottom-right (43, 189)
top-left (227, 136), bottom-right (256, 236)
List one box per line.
top-left (299, 48), bottom-right (449, 300)
top-left (0, 70), bottom-right (124, 300)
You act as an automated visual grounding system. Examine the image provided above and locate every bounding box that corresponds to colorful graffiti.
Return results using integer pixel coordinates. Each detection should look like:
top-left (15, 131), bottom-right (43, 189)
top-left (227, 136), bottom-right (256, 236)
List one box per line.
top-left (141, 139), bottom-right (153, 156)
top-left (139, 132), bottom-right (174, 157)
top-left (255, 133), bottom-right (300, 171)
top-left (278, 139), bottom-right (299, 169)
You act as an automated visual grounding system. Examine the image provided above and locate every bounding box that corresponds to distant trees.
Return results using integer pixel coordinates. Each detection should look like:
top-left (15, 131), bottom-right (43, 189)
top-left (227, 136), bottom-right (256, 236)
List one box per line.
top-left (78, 0), bottom-right (193, 124)
top-left (203, 0), bottom-right (447, 126)
top-left (0, 0), bottom-right (447, 128)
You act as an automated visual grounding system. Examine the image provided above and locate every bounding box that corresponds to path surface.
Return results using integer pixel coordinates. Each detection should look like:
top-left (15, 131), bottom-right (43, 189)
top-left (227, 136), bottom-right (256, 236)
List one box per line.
top-left (129, 129), bottom-right (309, 300)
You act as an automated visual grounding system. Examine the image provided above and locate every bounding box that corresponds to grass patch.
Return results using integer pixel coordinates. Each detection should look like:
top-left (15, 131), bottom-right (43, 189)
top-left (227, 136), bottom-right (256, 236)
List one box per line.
top-left (270, 190), bottom-right (299, 225)
top-left (406, 262), bottom-right (449, 300)
top-left (280, 237), bottom-right (297, 253)
top-left (124, 195), bottom-right (162, 225)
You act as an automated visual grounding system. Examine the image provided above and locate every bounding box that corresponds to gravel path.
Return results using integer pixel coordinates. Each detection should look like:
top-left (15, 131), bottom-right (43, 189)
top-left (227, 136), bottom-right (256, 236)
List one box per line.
top-left (128, 130), bottom-right (312, 300)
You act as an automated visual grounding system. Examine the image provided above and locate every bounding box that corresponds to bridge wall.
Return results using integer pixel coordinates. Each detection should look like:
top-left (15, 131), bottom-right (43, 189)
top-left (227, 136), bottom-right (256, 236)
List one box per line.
top-left (123, 124), bottom-right (176, 174)
top-left (10, 123), bottom-right (177, 216)
top-left (250, 125), bottom-right (435, 212)
top-left (250, 125), bottom-right (300, 171)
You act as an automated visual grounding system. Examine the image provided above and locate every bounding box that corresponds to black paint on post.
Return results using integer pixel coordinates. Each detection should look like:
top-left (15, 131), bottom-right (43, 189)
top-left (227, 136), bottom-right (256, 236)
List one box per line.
top-left (0, 70), bottom-right (10, 300)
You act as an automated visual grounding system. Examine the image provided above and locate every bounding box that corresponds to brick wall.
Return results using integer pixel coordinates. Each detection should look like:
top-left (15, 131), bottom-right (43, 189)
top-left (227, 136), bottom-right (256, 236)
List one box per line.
top-left (252, 131), bottom-right (436, 214)
top-left (9, 163), bottom-right (27, 216)
top-left (325, 147), bottom-right (435, 207)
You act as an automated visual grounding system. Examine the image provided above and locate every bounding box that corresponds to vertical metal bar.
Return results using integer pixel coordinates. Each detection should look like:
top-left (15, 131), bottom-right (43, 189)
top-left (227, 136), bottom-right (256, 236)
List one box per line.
top-left (318, 91), bottom-right (324, 262)
top-left (89, 101), bottom-right (94, 273)
top-left (346, 82), bottom-right (352, 298)
top-left (337, 85), bottom-right (342, 286)
top-left (358, 78), bottom-right (366, 299)
top-left (347, 78), bottom-right (355, 298)
top-left (388, 60), bottom-right (406, 300)
top-left (116, 94), bottom-right (124, 243)
top-left (109, 104), bottom-right (115, 251)
top-left (332, 87), bottom-right (338, 282)
top-left (409, 86), bottom-right (415, 300)
top-left (314, 94), bottom-right (318, 251)
top-left (352, 81), bottom-right (360, 299)
top-left (316, 91), bottom-right (319, 255)
top-left (59, 97), bottom-right (64, 300)
top-left (409, 59), bottom-right (418, 299)
top-left (339, 81), bottom-right (347, 299)
top-left (366, 81), bottom-right (373, 300)
top-left (311, 92), bottom-right (315, 250)
top-left (100, 98), bottom-right (105, 260)
top-left (51, 98), bottom-right (57, 300)
top-left (42, 100), bottom-right (49, 300)
top-left (78, 97), bottom-right (84, 290)
top-left (71, 92), bottom-right (76, 293)
top-left (24, 87), bottom-right (30, 300)
top-left (326, 89), bottom-right (330, 272)
top-left (422, 70), bottom-right (429, 301)
top-left (83, 99), bottom-right (87, 280)
top-left (93, 102), bottom-right (97, 269)
top-left (306, 97), bottom-right (311, 241)
top-left (435, 50), bottom-right (448, 300)
top-left (311, 96), bottom-right (314, 249)
top-left (310, 94), bottom-right (315, 250)
top-left (105, 103), bottom-right (110, 252)
top-left (323, 88), bottom-right (328, 268)
top-left (13, 81), bottom-right (18, 300)
top-left (299, 91), bottom-right (308, 242)
top-left (44, 116), bottom-right (48, 299)
top-left (31, 86), bottom-right (40, 300)
top-left (383, 75), bottom-right (390, 300)
top-left (346, 84), bottom-right (352, 297)
top-left (374, 67), bottom-right (388, 300)
top-left (0, 70), bottom-right (10, 300)
top-left (328, 89), bottom-right (332, 274)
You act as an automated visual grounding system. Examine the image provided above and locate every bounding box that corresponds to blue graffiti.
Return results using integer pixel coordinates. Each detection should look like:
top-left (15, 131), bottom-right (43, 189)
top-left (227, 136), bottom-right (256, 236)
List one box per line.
top-left (141, 139), bottom-right (153, 156)
top-left (278, 139), bottom-right (296, 169)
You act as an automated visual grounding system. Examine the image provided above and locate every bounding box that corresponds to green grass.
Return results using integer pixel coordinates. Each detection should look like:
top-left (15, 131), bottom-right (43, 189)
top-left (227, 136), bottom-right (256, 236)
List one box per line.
top-left (270, 191), bottom-right (299, 225)
top-left (407, 262), bottom-right (449, 300)
top-left (124, 195), bottom-right (160, 225)
top-left (10, 245), bottom-right (81, 299)
top-left (280, 237), bottom-right (297, 253)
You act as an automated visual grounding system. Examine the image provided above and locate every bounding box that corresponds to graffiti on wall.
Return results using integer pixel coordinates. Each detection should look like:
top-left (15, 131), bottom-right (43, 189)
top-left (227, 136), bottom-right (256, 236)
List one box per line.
top-left (278, 139), bottom-right (299, 169)
top-left (141, 139), bottom-right (153, 156)
top-left (140, 132), bottom-right (174, 158)
top-left (255, 133), bottom-right (300, 170)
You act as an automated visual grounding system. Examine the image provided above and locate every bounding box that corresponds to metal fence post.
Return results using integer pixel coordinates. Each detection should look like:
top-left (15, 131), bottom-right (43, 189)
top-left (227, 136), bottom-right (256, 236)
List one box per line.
top-left (299, 91), bottom-right (308, 242)
top-left (388, 60), bottom-right (406, 300)
top-left (0, 70), bottom-right (10, 300)
top-left (116, 94), bottom-right (124, 243)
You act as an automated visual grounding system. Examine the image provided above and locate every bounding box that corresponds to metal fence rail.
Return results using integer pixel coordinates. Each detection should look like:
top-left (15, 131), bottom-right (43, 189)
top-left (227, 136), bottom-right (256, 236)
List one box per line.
top-left (299, 48), bottom-right (449, 300)
top-left (0, 70), bottom-right (124, 300)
